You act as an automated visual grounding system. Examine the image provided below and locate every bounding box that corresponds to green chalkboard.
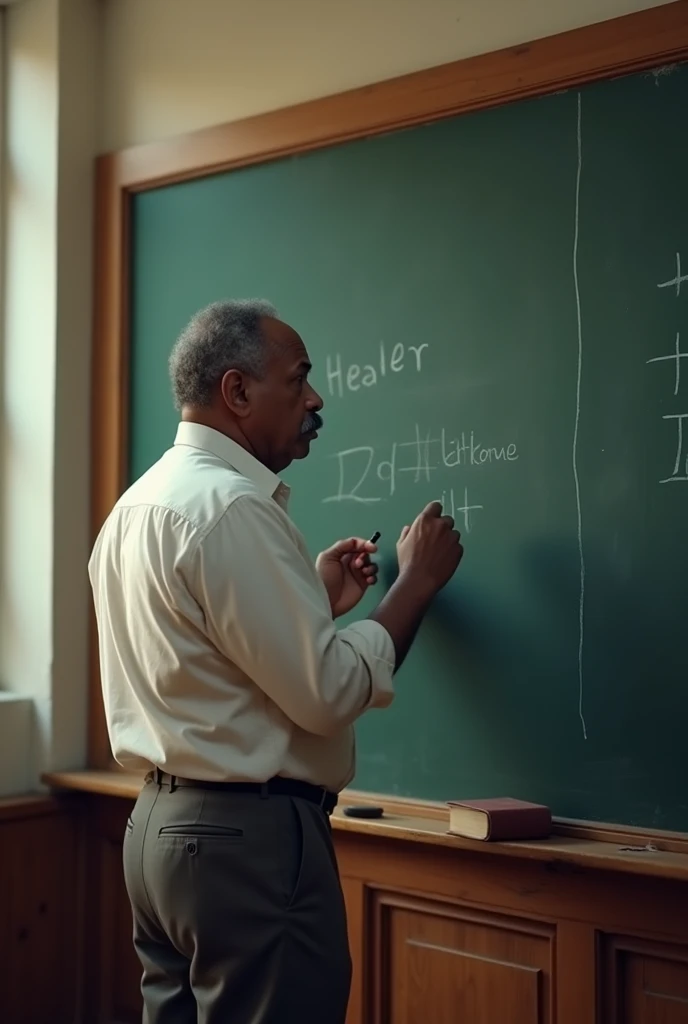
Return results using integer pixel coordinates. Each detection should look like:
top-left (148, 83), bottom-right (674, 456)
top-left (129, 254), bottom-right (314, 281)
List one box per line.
top-left (129, 62), bottom-right (688, 831)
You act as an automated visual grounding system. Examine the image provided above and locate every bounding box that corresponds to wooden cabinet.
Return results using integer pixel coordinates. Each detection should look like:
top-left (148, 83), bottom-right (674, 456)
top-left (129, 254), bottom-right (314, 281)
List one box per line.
top-left (0, 798), bottom-right (80, 1024)
top-left (78, 792), bottom-right (688, 1024)
top-left (6, 786), bottom-right (688, 1023)
top-left (602, 935), bottom-right (688, 1023)
top-left (332, 822), bottom-right (688, 1024)
top-left (372, 894), bottom-right (553, 1024)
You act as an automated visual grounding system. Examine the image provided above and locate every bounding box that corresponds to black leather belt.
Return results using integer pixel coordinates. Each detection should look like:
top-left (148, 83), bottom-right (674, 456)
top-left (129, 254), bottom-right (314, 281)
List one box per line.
top-left (150, 769), bottom-right (338, 815)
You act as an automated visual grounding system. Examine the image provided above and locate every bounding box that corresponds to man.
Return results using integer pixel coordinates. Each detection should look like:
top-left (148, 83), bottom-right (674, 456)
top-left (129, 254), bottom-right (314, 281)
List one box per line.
top-left (88, 299), bottom-right (463, 1024)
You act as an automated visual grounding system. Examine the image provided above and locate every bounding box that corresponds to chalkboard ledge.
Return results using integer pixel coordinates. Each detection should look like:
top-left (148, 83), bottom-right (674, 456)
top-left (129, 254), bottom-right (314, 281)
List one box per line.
top-left (42, 770), bottom-right (688, 883)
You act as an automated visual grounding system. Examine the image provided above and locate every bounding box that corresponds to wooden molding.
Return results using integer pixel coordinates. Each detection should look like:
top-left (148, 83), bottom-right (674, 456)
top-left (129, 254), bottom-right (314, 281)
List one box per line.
top-left (43, 771), bottom-right (143, 801)
top-left (88, 2), bottom-right (688, 775)
top-left (106, 1), bottom-right (688, 192)
top-left (88, 154), bottom-right (132, 769)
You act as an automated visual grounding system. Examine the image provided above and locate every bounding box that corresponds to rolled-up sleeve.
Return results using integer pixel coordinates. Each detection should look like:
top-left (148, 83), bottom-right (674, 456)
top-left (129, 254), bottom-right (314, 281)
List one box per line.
top-left (192, 492), bottom-right (395, 737)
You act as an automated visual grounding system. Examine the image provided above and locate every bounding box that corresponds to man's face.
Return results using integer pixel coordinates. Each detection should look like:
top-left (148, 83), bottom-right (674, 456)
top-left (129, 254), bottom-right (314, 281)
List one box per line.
top-left (241, 317), bottom-right (324, 473)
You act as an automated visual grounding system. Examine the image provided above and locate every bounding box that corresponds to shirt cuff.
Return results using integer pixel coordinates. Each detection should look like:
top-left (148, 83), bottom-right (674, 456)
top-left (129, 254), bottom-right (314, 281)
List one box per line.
top-left (339, 619), bottom-right (395, 710)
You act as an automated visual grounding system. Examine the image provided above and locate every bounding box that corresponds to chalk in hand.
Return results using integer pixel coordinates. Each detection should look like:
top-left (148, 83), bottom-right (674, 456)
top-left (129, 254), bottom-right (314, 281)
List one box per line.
top-left (355, 531), bottom-right (380, 572)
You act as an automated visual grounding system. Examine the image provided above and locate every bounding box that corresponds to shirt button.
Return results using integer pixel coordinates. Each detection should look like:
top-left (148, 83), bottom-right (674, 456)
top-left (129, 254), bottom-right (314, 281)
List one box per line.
top-left (186, 841), bottom-right (197, 855)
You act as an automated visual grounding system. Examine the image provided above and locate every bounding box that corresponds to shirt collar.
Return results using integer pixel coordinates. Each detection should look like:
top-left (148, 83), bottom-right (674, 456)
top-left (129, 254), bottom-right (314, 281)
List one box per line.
top-left (174, 422), bottom-right (290, 505)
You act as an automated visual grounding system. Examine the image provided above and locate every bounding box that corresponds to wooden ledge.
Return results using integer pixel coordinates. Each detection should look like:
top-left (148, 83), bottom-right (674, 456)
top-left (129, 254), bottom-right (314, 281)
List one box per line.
top-left (43, 769), bottom-right (143, 800)
top-left (42, 770), bottom-right (688, 883)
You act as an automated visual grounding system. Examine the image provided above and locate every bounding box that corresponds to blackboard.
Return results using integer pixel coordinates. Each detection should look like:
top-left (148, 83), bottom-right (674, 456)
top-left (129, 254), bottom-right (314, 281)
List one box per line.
top-left (129, 61), bottom-right (688, 831)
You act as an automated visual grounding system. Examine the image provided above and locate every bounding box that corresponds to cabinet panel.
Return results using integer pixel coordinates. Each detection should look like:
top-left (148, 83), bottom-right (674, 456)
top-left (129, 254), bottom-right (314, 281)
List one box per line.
top-left (0, 802), bottom-right (79, 1024)
top-left (602, 934), bottom-right (688, 1023)
top-left (82, 798), bottom-right (142, 1024)
top-left (341, 875), bottom-right (366, 1024)
top-left (373, 892), bottom-right (553, 1024)
top-left (98, 834), bottom-right (142, 1023)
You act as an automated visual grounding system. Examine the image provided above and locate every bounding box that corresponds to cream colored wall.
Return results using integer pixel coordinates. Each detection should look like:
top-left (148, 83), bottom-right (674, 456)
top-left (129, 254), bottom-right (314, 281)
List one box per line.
top-left (100, 0), bottom-right (676, 152)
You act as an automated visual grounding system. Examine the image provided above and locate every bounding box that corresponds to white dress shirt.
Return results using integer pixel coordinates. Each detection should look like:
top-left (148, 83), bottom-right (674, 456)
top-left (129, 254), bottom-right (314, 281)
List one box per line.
top-left (88, 422), bottom-right (395, 791)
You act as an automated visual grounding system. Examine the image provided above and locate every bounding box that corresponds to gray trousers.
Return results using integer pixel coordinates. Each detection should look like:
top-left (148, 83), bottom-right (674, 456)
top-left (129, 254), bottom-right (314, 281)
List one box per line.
top-left (123, 775), bottom-right (352, 1023)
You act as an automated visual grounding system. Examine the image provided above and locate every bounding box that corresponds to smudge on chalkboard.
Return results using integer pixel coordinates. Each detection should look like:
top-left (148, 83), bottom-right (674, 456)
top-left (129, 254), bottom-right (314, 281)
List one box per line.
top-left (647, 63), bottom-right (679, 86)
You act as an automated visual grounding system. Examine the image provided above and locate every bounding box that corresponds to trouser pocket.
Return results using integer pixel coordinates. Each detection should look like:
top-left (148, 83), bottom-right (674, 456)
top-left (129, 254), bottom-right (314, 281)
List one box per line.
top-left (285, 797), bottom-right (306, 909)
top-left (158, 823), bottom-right (244, 838)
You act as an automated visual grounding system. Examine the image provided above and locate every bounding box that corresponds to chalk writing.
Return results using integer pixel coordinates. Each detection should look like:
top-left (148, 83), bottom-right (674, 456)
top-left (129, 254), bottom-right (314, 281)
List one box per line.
top-left (661, 413), bottom-right (688, 483)
top-left (438, 487), bottom-right (484, 532)
top-left (657, 251), bottom-right (688, 297)
top-left (653, 251), bottom-right (688, 484)
top-left (324, 446), bottom-right (382, 504)
top-left (572, 91), bottom-right (587, 740)
top-left (322, 425), bottom-right (519, 504)
top-left (646, 332), bottom-right (687, 396)
top-left (396, 424), bottom-right (434, 484)
top-left (326, 341), bottom-right (429, 397)
top-left (441, 429), bottom-right (518, 467)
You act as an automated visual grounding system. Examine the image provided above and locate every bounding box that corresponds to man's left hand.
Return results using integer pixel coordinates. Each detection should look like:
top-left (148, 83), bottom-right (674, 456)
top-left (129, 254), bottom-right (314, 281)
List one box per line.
top-left (316, 537), bottom-right (379, 618)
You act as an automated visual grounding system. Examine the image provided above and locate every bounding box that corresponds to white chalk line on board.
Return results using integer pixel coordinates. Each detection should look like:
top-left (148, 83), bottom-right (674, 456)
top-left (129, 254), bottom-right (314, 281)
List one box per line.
top-left (572, 91), bottom-right (588, 741)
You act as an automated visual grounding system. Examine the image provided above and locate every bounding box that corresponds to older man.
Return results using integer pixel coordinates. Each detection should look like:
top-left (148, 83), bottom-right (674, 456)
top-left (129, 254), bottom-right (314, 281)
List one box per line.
top-left (88, 299), bottom-right (463, 1024)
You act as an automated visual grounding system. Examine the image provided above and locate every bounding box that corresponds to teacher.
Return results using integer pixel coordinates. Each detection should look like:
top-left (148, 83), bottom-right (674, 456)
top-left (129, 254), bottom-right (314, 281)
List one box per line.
top-left (88, 299), bottom-right (463, 1024)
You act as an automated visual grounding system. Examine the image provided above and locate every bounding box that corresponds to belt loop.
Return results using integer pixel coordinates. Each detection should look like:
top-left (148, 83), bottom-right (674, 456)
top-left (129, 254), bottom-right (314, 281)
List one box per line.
top-left (169, 775), bottom-right (177, 794)
top-left (154, 767), bottom-right (163, 786)
top-left (259, 782), bottom-right (269, 800)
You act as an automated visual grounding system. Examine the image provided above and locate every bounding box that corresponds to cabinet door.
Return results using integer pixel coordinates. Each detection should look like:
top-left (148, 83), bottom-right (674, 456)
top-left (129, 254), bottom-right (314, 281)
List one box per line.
top-left (603, 935), bottom-right (688, 1023)
top-left (372, 892), bottom-right (554, 1024)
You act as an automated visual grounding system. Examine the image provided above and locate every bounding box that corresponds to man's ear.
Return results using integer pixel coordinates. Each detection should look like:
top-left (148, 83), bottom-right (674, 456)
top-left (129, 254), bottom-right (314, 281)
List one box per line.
top-left (220, 369), bottom-right (251, 418)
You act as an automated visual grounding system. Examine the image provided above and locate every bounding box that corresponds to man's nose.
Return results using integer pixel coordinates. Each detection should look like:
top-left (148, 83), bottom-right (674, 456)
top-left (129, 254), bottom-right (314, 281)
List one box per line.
top-left (306, 384), bottom-right (324, 411)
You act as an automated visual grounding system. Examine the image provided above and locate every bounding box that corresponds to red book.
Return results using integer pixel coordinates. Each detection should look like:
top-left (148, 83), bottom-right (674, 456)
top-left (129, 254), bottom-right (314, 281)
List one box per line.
top-left (447, 797), bottom-right (552, 841)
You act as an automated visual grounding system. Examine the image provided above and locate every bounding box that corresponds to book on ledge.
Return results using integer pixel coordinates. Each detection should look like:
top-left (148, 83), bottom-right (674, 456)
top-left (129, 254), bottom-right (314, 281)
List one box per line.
top-left (447, 797), bottom-right (552, 841)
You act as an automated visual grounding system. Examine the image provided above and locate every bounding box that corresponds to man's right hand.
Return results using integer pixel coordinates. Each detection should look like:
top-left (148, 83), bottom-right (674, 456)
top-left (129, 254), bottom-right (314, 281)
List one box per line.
top-left (368, 500), bottom-right (464, 672)
top-left (396, 501), bottom-right (463, 597)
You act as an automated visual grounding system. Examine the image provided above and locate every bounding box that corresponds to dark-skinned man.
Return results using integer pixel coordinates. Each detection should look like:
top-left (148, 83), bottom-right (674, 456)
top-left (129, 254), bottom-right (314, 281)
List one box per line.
top-left (88, 299), bottom-right (463, 1024)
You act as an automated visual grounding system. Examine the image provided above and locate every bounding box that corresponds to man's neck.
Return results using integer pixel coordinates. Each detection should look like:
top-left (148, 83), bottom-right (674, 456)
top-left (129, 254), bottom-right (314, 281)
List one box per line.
top-left (181, 409), bottom-right (260, 462)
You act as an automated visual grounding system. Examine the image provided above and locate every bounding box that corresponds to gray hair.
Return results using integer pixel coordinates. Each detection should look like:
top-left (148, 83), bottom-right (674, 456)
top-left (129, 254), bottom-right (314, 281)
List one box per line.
top-left (169, 298), bottom-right (278, 409)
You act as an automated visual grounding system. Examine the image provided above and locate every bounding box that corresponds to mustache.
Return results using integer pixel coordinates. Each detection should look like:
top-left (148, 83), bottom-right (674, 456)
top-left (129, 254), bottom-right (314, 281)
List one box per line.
top-left (301, 411), bottom-right (324, 434)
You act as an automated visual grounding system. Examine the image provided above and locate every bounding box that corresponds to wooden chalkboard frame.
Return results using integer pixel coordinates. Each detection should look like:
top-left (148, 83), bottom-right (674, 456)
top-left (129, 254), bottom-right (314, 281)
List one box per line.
top-left (89, 2), bottom-right (688, 827)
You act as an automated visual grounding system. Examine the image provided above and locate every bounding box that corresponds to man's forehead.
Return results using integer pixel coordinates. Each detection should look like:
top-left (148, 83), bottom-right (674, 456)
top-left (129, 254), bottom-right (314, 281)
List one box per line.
top-left (262, 317), bottom-right (310, 366)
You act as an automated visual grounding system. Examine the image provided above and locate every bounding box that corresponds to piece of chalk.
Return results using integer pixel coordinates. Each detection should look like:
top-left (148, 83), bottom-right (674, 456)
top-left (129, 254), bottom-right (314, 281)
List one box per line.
top-left (343, 805), bottom-right (384, 819)
top-left (369, 531), bottom-right (380, 544)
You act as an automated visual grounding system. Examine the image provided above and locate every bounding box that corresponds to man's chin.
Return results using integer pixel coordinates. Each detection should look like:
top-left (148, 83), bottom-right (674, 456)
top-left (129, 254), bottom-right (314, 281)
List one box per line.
top-left (293, 432), bottom-right (316, 459)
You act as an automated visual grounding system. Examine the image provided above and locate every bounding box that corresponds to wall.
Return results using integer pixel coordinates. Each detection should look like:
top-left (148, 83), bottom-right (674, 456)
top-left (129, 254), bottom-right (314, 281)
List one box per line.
top-left (99, 0), bottom-right (676, 152)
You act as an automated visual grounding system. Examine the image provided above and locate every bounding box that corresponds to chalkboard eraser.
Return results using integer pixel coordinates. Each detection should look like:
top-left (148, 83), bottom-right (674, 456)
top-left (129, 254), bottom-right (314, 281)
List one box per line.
top-left (343, 805), bottom-right (384, 819)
